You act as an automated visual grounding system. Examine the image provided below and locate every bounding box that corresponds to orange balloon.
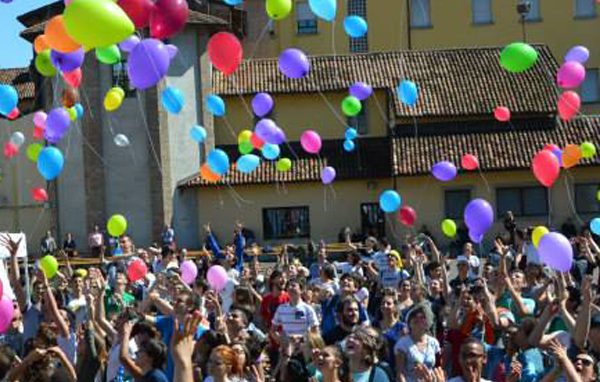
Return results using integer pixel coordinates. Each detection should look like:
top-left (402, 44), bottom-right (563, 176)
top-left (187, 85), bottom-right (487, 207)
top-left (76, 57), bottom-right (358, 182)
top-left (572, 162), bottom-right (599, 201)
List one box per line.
top-left (200, 163), bottom-right (221, 183)
top-left (44, 16), bottom-right (81, 53)
top-left (34, 35), bottom-right (51, 54)
top-left (62, 87), bottom-right (79, 108)
top-left (562, 144), bottom-right (582, 169)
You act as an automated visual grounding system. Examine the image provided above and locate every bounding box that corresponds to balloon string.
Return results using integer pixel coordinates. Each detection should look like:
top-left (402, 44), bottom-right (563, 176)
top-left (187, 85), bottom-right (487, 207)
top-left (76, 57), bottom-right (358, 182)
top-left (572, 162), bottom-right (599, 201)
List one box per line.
top-left (222, 116), bottom-right (239, 140)
top-left (316, 90), bottom-right (347, 129)
top-left (547, 186), bottom-right (552, 228)
top-left (371, 91), bottom-right (390, 130)
top-left (136, 92), bottom-right (163, 176)
top-left (284, 141), bottom-right (300, 161)
top-left (323, 186), bottom-right (327, 212)
top-left (225, 182), bottom-right (253, 205)
top-left (328, 184), bottom-right (337, 200)
top-left (477, 166), bottom-right (491, 195)
top-left (248, 20), bottom-right (273, 60)
top-left (563, 170), bottom-right (586, 226)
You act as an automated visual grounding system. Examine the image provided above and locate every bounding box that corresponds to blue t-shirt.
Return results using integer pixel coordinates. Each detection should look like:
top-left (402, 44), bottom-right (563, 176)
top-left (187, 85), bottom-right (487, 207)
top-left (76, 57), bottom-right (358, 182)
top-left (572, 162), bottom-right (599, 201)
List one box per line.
top-left (141, 368), bottom-right (169, 382)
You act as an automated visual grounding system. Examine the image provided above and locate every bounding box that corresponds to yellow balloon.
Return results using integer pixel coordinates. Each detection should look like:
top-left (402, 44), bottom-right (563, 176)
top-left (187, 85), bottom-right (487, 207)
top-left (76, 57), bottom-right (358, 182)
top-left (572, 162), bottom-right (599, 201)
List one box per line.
top-left (441, 219), bottom-right (457, 238)
top-left (532, 226), bottom-right (549, 248)
top-left (104, 87), bottom-right (124, 112)
top-left (238, 129), bottom-right (253, 144)
top-left (266, 0), bottom-right (292, 20)
top-left (40, 255), bottom-right (58, 279)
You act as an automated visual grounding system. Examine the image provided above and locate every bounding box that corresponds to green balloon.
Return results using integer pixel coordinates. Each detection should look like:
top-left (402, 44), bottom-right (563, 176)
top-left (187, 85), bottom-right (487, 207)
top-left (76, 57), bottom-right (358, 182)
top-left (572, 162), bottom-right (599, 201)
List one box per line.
top-left (266, 0), bottom-right (292, 20)
top-left (239, 141), bottom-right (253, 155)
top-left (64, 0), bottom-right (134, 50)
top-left (341, 96), bottom-right (362, 117)
top-left (500, 42), bottom-right (538, 73)
top-left (35, 50), bottom-right (57, 77)
top-left (276, 157), bottom-right (292, 172)
top-left (95, 45), bottom-right (121, 64)
top-left (40, 255), bottom-right (58, 279)
top-left (26, 143), bottom-right (43, 162)
top-left (441, 219), bottom-right (457, 238)
top-left (107, 214), bottom-right (127, 237)
top-left (581, 141), bottom-right (596, 159)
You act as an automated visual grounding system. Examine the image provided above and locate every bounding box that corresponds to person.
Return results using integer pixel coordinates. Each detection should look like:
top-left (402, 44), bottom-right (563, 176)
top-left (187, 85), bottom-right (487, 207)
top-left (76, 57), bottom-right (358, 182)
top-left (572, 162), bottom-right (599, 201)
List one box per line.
top-left (447, 338), bottom-right (493, 382)
top-left (40, 230), bottom-right (57, 254)
top-left (346, 326), bottom-right (391, 382)
top-left (120, 321), bottom-right (169, 382)
top-left (314, 346), bottom-right (345, 382)
top-left (63, 232), bottom-right (78, 257)
top-left (450, 256), bottom-right (475, 290)
top-left (271, 278), bottom-right (319, 337)
top-left (323, 296), bottom-right (360, 345)
top-left (88, 224), bottom-right (104, 257)
top-left (205, 345), bottom-right (244, 382)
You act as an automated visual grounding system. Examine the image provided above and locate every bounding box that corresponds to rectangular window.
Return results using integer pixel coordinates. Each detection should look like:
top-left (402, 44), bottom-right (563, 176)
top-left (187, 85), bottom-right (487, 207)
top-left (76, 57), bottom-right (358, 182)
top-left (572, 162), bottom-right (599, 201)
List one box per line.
top-left (348, 0), bottom-right (368, 53)
top-left (581, 69), bottom-right (600, 103)
top-left (410, 0), bottom-right (431, 28)
top-left (347, 103), bottom-right (368, 134)
top-left (496, 186), bottom-right (547, 217)
top-left (263, 206), bottom-right (310, 240)
top-left (472, 0), bottom-right (493, 24)
top-left (575, 184), bottom-right (600, 214)
top-left (113, 60), bottom-right (136, 97)
top-left (575, 0), bottom-right (596, 18)
top-left (296, 2), bottom-right (317, 35)
top-left (444, 189), bottom-right (471, 220)
top-left (523, 0), bottom-right (541, 21)
top-left (361, 203), bottom-right (385, 238)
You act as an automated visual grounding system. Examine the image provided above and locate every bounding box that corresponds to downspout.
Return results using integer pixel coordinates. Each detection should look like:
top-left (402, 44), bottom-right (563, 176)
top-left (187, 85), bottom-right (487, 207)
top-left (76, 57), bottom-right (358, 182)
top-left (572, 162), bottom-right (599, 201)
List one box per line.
top-left (406, 0), bottom-right (412, 50)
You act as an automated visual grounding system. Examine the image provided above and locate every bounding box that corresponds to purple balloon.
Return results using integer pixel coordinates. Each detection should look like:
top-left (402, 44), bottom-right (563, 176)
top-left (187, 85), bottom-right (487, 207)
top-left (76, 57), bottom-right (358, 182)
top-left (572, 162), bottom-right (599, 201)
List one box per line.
top-left (349, 82), bottom-right (372, 101)
top-left (321, 166), bottom-right (336, 184)
top-left (119, 35), bottom-right (140, 52)
top-left (431, 161), bottom-right (457, 182)
top-left (564, 45), bottom-right (589, 64)
top-left (50, 48), bottom-right (85, 72)
top-left (468, 230), bottom-right (483, 244)
top-left (255, 118), bottom-right (278, 142)
top-left (252, 93), bottom-right (274, 117)
top-left (278, 48), bottom-right (310, 79)
top-left (180, 260), bottom-right (198, 284)
top-left (270, 127), bottom-right (287, 145)
top-left (551, 148), bottom-right (563, 167)
top-left (44, 108), bottom-right (71, 143)
top-left (538, 232), bottom-right (573, 272)
top-left (464, 198), bottom-right (494, 237)
top-left (127, 39), bottom-right (175, 90)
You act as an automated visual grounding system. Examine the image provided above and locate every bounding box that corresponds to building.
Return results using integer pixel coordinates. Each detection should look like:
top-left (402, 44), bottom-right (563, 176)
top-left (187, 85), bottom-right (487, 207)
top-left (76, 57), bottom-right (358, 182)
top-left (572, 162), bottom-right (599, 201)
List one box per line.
top-left (178, 45), bottom-right (600, 247)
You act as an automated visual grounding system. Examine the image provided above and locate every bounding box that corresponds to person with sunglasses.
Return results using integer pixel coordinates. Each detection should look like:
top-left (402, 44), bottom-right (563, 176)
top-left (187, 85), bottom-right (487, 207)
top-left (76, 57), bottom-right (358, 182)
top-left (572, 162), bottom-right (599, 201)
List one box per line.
top-left (448, 338), bottom-right (492, 382)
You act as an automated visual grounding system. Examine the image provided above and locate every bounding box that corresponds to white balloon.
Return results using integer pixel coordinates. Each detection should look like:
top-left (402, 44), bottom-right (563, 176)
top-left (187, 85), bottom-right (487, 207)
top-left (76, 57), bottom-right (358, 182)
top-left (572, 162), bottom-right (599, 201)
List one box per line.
top-left (10, 132), bottom-right (25, 147)
top-left (114, 134), bottom-right (130, 147)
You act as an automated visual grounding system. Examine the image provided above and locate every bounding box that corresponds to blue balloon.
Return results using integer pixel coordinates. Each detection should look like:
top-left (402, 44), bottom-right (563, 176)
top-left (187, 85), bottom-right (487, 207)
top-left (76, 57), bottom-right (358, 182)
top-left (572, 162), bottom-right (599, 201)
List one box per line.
top-left (207, 149), bottom-right (230, 175)
top-left (344, 127), bottom-right (358, 140)
top-left (161, 86), bottom-right (185, 114)
top-left (309, 0), bottom-right (336, 21)
top-left (37, 147), bottom-right (64, 180)
top-left (379, 190), bottom-right (401, 213)
top-left (262, 143), bottom-right (280, 160)
top-left (190, 125), bottom-right (207, 143)
top-left (344, 16), bottom-right (368, 38)
top-left (236, 154), bottom-right (260, 173)
top-left (74, 103), bottom-right (84, 119)
top-left (397, 80), bottom-right (418, 107)
top-left (0, 85), bottom-right (18, 116)
top-left (343, 139), bottom-right (355, 152)
top-left (223, 0), bottom-right (243, 4)
top-left (591, 218), bottom-right (600, 235)
top-left (207, 94), bottom-right (226, 117)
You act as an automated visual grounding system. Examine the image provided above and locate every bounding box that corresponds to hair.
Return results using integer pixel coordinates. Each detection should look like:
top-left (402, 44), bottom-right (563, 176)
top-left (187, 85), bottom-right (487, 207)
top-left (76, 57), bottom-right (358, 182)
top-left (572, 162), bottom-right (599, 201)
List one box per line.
top-left (460, 337), bottom-right (485, 357)
top-left (268, 269), bottom-right (284, 291)
top-left (140, 339), bottom-right (167, 369)
top-left (212, 345), bottom-right (243, 376)
top-left (233, 286), bottom-right (255, 308)
top-left (340, 272), bottom-right (360, 286)
top-left (322, 346), bottom-right (348, 382)
top-left (230, 341), bottom-right (250, 370)
top-left (321, 263), bottom-right (336, 280)
top-left (304, 328), bottom-right (326, 353)
top-left (348, 251), bottom-right (361, 265)
top-left (336, 296), bottom-right (360, 315)
top-left (287, 277), bottom-right (306, 290)
top-left (426, 261), bottom-right (442, 275)
top-left (350, 326), bottom-right (382, 366)
top-left (131, 321), bottom-right (160, 339)
top-left (229, 305), bottom-right (252, 326)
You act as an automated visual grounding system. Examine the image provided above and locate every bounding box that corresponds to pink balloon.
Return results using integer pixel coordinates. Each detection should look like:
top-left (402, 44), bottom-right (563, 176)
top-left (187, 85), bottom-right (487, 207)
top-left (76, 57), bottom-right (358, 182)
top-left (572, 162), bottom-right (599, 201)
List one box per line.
top-left (181, 260), bottom-right (198, 284)
top-left (33, 111), bottom-right (47, 127)
top-left (300, 130), bottom-right (322, 154)
top-left (63, 68), bottom-right (82, 89)
top-left (494, 106), bottom-right (511, 122)
top-left (0, 296), bottom-right (14, 334)
top-left (3, 142), bottom-right (18, 159)
top-left (543, 144), bottom-right (560, 152)
top-left (558, 91), bottom-right (580, 121)
top-left (532, 149), bottom-right (560, 188)
top-left (127, 259), bottom-right (148, 282)
top-left (557, 61), bottom-right (586, 89)
top-left (207, 265), bottom-right (229, 291)
top-left (461, 154), bottom-right (479, 171)
top-left (150, 0), bottom-right (189, 40)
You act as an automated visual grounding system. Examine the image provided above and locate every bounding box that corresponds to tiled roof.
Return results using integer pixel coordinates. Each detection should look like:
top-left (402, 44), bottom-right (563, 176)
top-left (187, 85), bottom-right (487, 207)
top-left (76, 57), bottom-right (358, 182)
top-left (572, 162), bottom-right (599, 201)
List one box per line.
top-left (20, 22), bottom-right (46, 41)
top-left (213, 45), bottom-right (558, 119)
top-left (0, 68), bottom-right (36, 103)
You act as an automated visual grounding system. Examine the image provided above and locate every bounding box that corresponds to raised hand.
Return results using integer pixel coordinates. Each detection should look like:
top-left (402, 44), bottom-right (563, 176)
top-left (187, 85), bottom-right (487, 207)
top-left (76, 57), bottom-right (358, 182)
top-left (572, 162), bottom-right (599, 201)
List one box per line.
top-left (172, 312), bottom-right (201, 365)
top-left (0, 234), bottom-right (22, 257)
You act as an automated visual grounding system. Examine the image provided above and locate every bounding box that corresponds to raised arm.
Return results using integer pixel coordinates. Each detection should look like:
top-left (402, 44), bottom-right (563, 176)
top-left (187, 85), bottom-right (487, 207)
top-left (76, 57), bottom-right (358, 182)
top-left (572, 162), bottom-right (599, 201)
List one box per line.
top-left (234, 222), bottom-right (246, 272)
top-left (204, 224), bottom-right (223, 259)
top-left (119, 321), bottom-right (144, 380)
top-left (527, 301), bottom-right (556, 348)
top-left (172, 314), bottom-right (201, 382)
top-left (574, 276), bottom-right (592, 350)
top-left (0, 235), bottom-right (26, 309)
top-left (40, 270), bottom-right (70, 338)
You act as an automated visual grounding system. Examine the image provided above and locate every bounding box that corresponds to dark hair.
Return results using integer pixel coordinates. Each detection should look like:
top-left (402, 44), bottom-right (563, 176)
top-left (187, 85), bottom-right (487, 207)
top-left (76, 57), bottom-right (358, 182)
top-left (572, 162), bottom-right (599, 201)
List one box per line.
top-left (287, 277), bottom-right (306, 290)
top-left (350, 327), bottom-right (381, 366)
top-left (336, 296), bottom-right (360, 314)
top-left (340, 272), bottom-right (359, 286)
top-left (140, 339), bottom-right (167, 369)
top-left (131, 321), bottom-right (160, 339)
top-left (460, 337), bottom-right (485, 357)
top-left (322, 263), bottom-right (336, 280)
top-left (426, 261), bottom-right (441, 275)
top-left (268, 270), bottom-right (284, 291)
top-left (229, 305), bottom-right (252, 326)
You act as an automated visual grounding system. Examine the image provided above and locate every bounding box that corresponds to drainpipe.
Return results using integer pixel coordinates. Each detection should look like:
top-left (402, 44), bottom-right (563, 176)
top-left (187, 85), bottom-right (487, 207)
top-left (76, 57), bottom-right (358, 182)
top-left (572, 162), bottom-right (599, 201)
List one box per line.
top-left (405, 0), bottom-right (412, 50)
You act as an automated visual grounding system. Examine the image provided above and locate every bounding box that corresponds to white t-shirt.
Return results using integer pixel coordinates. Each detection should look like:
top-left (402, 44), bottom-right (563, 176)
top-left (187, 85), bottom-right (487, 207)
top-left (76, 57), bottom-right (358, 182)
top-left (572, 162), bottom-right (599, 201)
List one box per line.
top-left (272, 300), bottom-right (319, 336)
top-left (467, 255), bottom-right (481, 278)
top-left (371, 250), bottom-right (390, 271)
top-left (67, 295), bottom-right (87, 327)
top-left (220, 278), bottom-right (239, 313)
top-left (106, 340), bottom-right (138, 382)
top-left (334, 262), bottom-right (363, 277)
top-left (380, 267), bottom-right (410, 289)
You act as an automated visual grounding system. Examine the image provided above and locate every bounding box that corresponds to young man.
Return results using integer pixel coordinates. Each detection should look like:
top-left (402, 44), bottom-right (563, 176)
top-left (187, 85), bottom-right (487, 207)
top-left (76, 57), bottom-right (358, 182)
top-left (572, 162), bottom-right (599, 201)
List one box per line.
top-left (448, 338), bottom-right (493, 382)
top-left (323, 296), bottom-right (361, 345)
top-left (320, 273), bottom-right (368, 335)
top-left (272, 278), bottom-right (319, 337)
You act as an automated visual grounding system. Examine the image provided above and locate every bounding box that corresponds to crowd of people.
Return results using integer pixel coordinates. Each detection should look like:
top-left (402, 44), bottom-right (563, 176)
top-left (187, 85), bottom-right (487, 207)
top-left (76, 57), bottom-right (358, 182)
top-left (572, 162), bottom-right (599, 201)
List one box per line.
top-left (0, 212), bottom-right (599, 382)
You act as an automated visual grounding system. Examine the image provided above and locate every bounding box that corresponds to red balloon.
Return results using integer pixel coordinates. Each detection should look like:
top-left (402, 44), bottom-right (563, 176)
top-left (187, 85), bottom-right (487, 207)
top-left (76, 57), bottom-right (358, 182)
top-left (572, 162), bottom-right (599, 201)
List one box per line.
top-left (461, 154), bottom-right (479, 171)
top-left (63, 68), bottom-right (82, 89)
top-left (127, 259), bottom-right (148, 282)
top-left (7, 108), bottom-right (20, 121)
top-left (118, 0), bottom-right (155, 28)
top-left (33, 126), bottom-right (45, 140)
top-left (150, 0), bottom-right (189, 40)
top-left (398, 206), bottom-right (417, 227)
top-left (3, 142), bottom-right (18, 159)
top-left (494, 106), bottom-right (510, 122)
top-left (558, 91), bottom-right (580, 121)
top-left (207, 32), bottom-right (243, 76)
top-left (31, 187), bottom-right (48, 202)
top-left (250, 133), bottom-right (264, 149)
top-left (532, 150), bottom-right (560, 188)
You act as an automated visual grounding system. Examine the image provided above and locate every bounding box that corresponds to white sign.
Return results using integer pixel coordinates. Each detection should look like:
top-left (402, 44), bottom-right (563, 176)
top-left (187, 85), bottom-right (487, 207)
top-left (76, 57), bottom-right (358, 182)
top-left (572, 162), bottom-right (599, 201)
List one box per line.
top-left (0, 233), bottom-right (28, 259)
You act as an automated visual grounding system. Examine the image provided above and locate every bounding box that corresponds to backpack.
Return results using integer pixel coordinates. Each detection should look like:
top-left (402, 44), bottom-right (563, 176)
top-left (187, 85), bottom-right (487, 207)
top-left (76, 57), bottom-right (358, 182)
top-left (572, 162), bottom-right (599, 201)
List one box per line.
top-left (368, 361), bottom-right (395, 382)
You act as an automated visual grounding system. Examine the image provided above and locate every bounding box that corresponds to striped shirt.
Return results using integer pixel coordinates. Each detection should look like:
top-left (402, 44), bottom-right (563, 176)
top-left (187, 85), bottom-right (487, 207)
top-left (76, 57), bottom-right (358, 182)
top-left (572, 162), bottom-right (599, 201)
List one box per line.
top-left (272, 301), bottom-right (319, 336)
top-left (380, 267), bottom-right (410, 289)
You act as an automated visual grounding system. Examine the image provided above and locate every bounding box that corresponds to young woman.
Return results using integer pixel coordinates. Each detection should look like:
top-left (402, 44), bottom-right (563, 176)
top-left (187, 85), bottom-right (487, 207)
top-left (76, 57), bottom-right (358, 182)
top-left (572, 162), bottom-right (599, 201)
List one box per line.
top-left (346, 327), bottom-right (391, 382)
top-left (315, 346), bottom-right (347, 382)
top-left (206, 345), bottom-right (244, 382)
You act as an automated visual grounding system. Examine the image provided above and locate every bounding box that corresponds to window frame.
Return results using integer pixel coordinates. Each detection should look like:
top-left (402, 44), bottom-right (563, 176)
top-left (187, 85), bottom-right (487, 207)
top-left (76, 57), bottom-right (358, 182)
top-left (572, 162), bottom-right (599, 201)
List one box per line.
top-left (574, 183), bottom-right (600, 214)
top-left (410, 0), bottom-right (432, 29)
top-left (471, 0), bottom-right (494, 25)
top-left (581, 68), bottom-right (600, 103)
top-left (296, 1), bottom-right (318, 35)
top-left (347, 101), bottom-right (369, 134)
top-left (112, 60), bottom-right (136, 98)
top-left (444, 188), bottom-right (472, 220)
top-left (262, 206), bottom-right (310, 240)
top-left (574, 0), bottom-right (597, 19)
top-left (496, 186), bottom-right (548, 218)
top-left (523, 0), bottom-right (542, 22)
top-left (360, 202), bottom-right (385, 238)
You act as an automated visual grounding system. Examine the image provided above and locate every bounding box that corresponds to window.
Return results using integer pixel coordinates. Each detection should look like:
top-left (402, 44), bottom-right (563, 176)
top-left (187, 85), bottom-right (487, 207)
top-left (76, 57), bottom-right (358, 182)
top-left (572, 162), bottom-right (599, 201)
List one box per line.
top-left (347, 103), bottom-right (368, 134)
top-left (575, 0), bottom-right (596, 18)
top-left (444, 189), bottom-right (471, 220)
top-left (296, 2), bottom-right (317, 35)
top-left (410, 0), bottom-right (431, 28)
top-left (112, 60), bottom-right (136, 97)
top-left (361, 203), bottom-right (385, 238)
top-left (581, 69), bottom-right (600, 103)
top-left (263, 206), bottom-right (310, 240)
top-left (523, 0), bottom-right (541, 21)
top-left (472, 0), bottom-right (493, 24)
top-left (575, 184), bottom-right (600, 213)
top-left (348, 0), bottom-right (368, 53)
top-left (496, 186), bottom-right (547, 217)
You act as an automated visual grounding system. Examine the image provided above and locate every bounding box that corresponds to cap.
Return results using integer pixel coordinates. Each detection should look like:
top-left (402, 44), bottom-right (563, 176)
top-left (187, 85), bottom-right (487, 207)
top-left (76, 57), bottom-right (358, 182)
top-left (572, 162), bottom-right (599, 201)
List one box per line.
top-left (457, 255), bottom-right (469, 264)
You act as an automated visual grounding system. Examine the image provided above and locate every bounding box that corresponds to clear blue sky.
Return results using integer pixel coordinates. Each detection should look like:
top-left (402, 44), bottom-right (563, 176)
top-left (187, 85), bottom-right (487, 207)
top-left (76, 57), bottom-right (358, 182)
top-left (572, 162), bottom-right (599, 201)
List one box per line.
top-left (0, 0), bottom-right (55, 69)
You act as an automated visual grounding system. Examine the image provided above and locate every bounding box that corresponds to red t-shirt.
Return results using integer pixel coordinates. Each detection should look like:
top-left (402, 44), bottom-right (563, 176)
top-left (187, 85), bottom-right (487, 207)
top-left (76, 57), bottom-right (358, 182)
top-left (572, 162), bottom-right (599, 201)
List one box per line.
top-left (260, 291), bottom-right (290, 329)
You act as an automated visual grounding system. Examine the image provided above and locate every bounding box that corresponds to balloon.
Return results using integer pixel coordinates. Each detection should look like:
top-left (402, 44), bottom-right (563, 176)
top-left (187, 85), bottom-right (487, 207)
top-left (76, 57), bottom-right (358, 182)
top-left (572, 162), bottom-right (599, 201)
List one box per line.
top-left (238, 129), bottom-right (253, 144)
top-left (239, 141), bottom-right (253, 155)
top-left (128, 39), bottom-right (176, 90)
top-left (6, 108), bottom-right (19, 121)
top-left (0, 85), bottom-right (18, 116)
top-left (236, 154), bottom-right (260, 173)
top-left (538, 232), bottom-right (573, 272)
top-left (343, 139), bottom-right (355, 152)
top-left (500, 42), bottom-right (538, 73)
top-left (431, 161), bottom-right (457, 182)
top-left (40, 255), bottom-right (58, 278)
top-left (398, 206), bottom-right (416, 227)
top-left (45, 16), bottom-right (80, 53)
top-left (252, 93), bottom-right (274, 117)
top-left (35, 50), bottom-right (57, 77)
top-left (200, 163), bottom-right (221, 182)
top-left (0, 297), bottom-right (13, 334)
top-left (63, 68), bottom-right (82, 88)
top-left (190, 125), bottom-right (207, 142)
top-left (107, 214), bottom-right (128, 236)
top-left (379, 190), bottom-right (401, 213)
top-left (279, 48), bottom-right (310, 79)
top-left (161, 86), bottom-right (185, 114)
top-left (207, 265), bottom-right (229, 291)
top-left (62, 87), bottom-right (79, 108)
top-left (127, 259), bottom-right (148, 281)
top-left (469, 230), bottom-right (484, 244)
top-left (266, 0), bottom-right (292, 20)
top-left (397, 80), bottom-right (418, 107)
top-left (441, 219), bottom-right (457, 237)
top-left (551, 148), bottom-right (563, 167)
top-left (255, 118), bottom-right (278, 143)
top-left (50, 48), bottom-right (84, 72)
top-left (63, 0), bottom-right (135, 49)
top-left (270, 127), bottom-right (287, 145)
top-left (67, 107), bottom-right (77, 121)
top-left (207, 32), bottom-right (243, 76)
top-left (464, 199), bottom-right (494, 236)
top-left (119, 35), bottom-right (140, 52)
top-left (45, 108), bottom-right (71, 143)
top-left (250, 133), bottom-right (265, 149)
top-left (308, 0), bottom-right (336, 21)
top-left (104, 87), bottom-right (125, 112)
top-left (181, 260), bottom-right (198, 284)
top-left (276, 157), bottom-right (292, 172)
top-left (300, 130), bottom-right (322, 154)
top-left (344, 15), bottom-right (367, 38)
top-left (118, 0), bottom-right (154, 28)
top-left (494, 106), bottom-right (511, 122)
top-left (532, 149), bottom-right (560, 187)
top-left (562, 144), bottom-right (582, 169)
top-left (3, 142), bottom-right (18, 159)
top-left (321, 166), bottom-right (336, 185)
top-left (10, 132), bottom-right (25, 147)
top-left (341, 96), bottom-right (362, 117)
top-left (33, 111), bottom-right (47, 127)
top-left (531, 226), bottom-right (549, 248)
top-left (591, 218), bottom-right (600, 235)
top-left (581, 141), bottom-right (596, 159)
top-left (558, 91), bottom-right (581, 121)
top-left (34, 35), bottom-right (51, 54)
top-left (262, 143), bottom-right (280, 160)
top-left (224, 0), bottom-right (243, 4)
top-left (349, 82), bottom-right (372, 101)
top-left (114, 134), bottom-right (130, 147)
top-left (95, 45), bottom-right (121, 64)
top-left (564, 45), bottom-right (589, 64)
top-left (461, 154), bottom-right (479, 171)
top-left (74, 103), bottom-right (84, 119)
top-left (206, 94), bottom-right (226, 116)
top-left (150, 0), bottom-right (189, 39)
top-left (26, 143), bottom-right (43, 162)
top-left (345, 127), bottom-right (358, 140)
top-left (557, 61), bottom-right (586, 89)
top-left (207, 149), bottom-right (230, 175)
top-left (31, 187), bottom-right (48, 202)
top-left (33, 126), bottom-right (45, 140)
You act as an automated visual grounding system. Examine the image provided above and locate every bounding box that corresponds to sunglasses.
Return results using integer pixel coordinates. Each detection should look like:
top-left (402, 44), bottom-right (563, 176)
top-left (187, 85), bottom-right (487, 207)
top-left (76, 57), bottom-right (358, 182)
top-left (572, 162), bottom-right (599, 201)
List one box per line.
top-left (576, 358), bottom-right (593, 366)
